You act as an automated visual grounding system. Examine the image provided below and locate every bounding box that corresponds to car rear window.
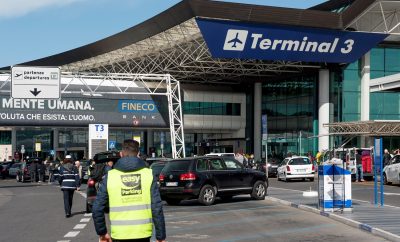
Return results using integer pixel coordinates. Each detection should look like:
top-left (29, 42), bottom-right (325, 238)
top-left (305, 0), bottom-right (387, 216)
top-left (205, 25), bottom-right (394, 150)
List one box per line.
top-left (163, 160), bottom-right (191, 172)
top-left (289, 158), bottom-right (311, 165)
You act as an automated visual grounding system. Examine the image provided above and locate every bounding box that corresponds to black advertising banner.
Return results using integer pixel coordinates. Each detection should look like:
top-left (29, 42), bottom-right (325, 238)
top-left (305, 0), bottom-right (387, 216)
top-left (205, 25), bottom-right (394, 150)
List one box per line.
top-left (0, 96), bottom-right (169, 127)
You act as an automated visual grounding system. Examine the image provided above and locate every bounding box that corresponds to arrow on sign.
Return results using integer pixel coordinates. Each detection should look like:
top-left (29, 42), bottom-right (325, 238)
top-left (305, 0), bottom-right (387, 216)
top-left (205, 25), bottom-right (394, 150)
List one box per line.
top-left (30, 88), bottom-right (41, 96)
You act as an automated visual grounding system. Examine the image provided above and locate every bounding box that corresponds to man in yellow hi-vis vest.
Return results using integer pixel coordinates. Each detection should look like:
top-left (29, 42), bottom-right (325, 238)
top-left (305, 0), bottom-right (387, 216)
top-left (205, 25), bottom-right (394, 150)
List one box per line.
top-left (92, 139), bottom-right (166, 242)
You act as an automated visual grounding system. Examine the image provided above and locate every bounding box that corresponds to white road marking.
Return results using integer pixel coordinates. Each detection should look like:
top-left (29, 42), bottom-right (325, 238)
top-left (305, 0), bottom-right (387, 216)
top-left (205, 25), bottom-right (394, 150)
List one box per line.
top-left (57, 240), bottom-right (70, 242)
top-left (77, 191), bottom-right (87, 198)
top-left (74, 224), bottom-right (87, 230)
top-left (64, 231), bottom-right (80, 238)
top-left (80, 218), bottom-right (91, 223)
top-left (84, 213), bottom-right (92, 217)
top-left (384, 192), bottom-right (400, 196)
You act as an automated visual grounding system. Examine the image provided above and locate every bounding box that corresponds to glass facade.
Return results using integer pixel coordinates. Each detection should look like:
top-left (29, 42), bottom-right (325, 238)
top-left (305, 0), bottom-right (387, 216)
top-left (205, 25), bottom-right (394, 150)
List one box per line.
top-left (183, 101), bottom-right (241, 116)
top-left (262, 75), bottom-right (317, 159)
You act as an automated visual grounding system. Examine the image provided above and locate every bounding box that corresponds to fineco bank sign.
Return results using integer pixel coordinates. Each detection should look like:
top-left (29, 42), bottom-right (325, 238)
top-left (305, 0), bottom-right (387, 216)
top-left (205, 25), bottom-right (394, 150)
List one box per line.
top-left (196, 18), bottom-right (388, 63)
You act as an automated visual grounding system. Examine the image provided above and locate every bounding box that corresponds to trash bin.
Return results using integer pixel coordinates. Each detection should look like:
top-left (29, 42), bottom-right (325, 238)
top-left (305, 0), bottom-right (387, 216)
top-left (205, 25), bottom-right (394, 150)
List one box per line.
top-left (318, 164), bottom-right (352, 212)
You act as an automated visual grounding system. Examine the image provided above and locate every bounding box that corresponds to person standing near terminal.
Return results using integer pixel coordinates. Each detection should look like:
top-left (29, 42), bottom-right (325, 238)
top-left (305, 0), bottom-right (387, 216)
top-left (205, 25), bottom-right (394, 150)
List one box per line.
top-left (383, 149), bottom-right (392, 168)
top-left (92, 139), bottom-right (166, 242)
top-left (355, 151), bottom-right (364, 182)
top-left (59, 155), bottom-right (80, 218)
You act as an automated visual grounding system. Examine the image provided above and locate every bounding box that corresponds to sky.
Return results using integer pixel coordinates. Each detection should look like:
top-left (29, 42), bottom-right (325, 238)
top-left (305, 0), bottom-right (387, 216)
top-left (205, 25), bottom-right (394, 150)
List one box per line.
top-left (0, 0), bottom-right (325, 67)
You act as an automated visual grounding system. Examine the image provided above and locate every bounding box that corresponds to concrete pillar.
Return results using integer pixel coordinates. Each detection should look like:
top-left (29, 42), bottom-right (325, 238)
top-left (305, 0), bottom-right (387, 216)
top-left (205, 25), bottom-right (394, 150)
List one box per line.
top-left (11, 128), bottom-right (16, 152)
top-left (318, 69), bottom-right (330, 151)
top-left (360, 52), bottom-right (370, 147)
top-left (147, 130), bottom-right (154, 156)
top-left (254, 82), bottom-right (262, 161)
top-left (53, 128), bottom-right (59, 150)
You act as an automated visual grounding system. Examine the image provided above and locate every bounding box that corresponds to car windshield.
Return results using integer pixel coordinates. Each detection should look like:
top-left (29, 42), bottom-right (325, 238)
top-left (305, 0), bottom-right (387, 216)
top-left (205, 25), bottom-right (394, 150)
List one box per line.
top-left (289, 158), bottom-right (311, 165)
top-left (163, 160), bottom-right (191, 172)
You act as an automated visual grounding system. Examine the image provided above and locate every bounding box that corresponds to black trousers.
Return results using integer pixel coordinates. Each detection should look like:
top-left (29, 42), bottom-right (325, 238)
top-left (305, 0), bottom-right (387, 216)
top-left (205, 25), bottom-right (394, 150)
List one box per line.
top-left (112, 238), bottom-right (150, 242)
top-left (63, 190), bottom-right (75, 215)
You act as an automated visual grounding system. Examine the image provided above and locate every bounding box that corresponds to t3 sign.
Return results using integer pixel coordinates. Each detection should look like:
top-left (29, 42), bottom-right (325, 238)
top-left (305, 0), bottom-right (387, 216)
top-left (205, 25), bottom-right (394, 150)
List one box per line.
top-left (196, 18), bottom-right (388, 63)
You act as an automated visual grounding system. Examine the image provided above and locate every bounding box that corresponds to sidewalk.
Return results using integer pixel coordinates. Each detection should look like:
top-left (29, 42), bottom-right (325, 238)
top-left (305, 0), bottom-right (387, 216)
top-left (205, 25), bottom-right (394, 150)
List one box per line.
top-left (267, 187), bottom-right (400, 242)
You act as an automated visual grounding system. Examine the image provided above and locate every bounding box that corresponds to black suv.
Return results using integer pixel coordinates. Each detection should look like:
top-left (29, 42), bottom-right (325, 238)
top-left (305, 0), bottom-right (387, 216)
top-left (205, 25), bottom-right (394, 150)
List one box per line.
top-left (159, 156), bottom-right (268, 206)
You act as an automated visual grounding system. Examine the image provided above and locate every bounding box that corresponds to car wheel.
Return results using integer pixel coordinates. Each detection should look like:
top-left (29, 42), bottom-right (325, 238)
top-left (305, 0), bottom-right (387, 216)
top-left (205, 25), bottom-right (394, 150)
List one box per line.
top-left (86, 202), bottom-right (92, 213)
top-left (251, 181), bottom-right (267, 200)
top-left (284, 173), bottom-right (290, 182)
top-left (198, 185), bottom-right (216, 206)
top-left (165, 198), bottom-right (182, 206)
top-left (309, 178), bottom-right (314, 182)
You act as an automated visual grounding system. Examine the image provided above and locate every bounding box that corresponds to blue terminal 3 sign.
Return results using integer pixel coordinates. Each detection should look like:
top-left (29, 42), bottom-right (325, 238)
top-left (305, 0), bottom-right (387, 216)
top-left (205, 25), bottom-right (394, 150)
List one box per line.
top-left (196, 18), bottom-right (388, 63)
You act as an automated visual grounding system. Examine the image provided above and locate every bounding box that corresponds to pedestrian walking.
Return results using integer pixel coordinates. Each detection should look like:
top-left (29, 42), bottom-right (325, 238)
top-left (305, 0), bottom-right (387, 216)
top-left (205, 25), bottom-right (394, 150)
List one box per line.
top-left (29, 160), bottom-right (38, 183)
top-left (75, 160), bottom-right (83, 183)
top-left (38, 161), bottom-right (46, 182)
top-left (59, 155), bottom-right (80, 218)
top-left (92, 139), bottom-right (166, 242)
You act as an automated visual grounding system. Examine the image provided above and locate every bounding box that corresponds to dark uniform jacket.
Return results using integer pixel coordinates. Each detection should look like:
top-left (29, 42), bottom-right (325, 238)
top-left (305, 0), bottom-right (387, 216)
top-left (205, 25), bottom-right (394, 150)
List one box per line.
top-left (92, 156), bottom-right (166, 240)
top-left (59, 163), bottom-right (80, 190)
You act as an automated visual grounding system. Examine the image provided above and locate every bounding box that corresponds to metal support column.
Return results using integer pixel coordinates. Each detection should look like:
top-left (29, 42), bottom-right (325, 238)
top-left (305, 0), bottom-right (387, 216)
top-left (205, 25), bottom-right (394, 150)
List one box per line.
top-left (11, 128), bottom-right (16, 154)
top-left (254, 82), bottom-right (262, 161)
top-left (361, 52), bottom-right (371, 147)
top-left (318, 69), bottom-right (330, 151)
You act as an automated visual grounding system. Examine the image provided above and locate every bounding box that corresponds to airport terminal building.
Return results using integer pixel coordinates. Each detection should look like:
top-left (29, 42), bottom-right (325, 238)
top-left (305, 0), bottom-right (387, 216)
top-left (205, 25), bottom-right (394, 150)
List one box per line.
top-left (1, 0), bottom-right (400, 161)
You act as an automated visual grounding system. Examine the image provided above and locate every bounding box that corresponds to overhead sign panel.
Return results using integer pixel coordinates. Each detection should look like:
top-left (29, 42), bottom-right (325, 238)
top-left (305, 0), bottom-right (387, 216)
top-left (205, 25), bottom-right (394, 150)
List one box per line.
top-left (11, 66), bottom-right (60, 99)
top-left (196, 18), bottom-right (388, 63)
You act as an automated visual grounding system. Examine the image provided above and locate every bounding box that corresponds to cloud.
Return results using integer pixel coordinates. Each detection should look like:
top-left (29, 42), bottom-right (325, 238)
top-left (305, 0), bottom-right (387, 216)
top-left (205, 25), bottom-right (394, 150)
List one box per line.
top-left (0, 0), bottom-right (82, 18)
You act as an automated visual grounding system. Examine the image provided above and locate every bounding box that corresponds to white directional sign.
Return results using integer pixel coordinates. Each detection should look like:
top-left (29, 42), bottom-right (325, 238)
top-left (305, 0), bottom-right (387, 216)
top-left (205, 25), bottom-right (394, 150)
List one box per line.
top-left (11, 66), bottom-right (60, 99)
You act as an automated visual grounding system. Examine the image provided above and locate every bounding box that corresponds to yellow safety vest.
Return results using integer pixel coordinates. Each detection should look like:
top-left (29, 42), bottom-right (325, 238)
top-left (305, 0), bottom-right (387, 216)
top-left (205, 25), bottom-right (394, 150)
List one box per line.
top-left (107, 168), bottom-right (153, 240)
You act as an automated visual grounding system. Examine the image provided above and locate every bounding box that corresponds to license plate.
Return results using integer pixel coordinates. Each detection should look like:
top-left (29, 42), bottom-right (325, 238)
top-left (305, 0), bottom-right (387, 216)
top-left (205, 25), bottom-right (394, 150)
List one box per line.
top-left (166, 182), bottom-right (178, 187)
top-left (297, 169), bottom-right (306, 173)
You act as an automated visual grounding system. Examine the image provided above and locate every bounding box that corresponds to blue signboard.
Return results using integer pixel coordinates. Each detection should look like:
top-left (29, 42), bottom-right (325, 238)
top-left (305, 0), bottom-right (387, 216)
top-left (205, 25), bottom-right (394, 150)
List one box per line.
top-left (196, 18), bottom-right (388, 63)
top-left (109, 140), bottom-right (116, 150)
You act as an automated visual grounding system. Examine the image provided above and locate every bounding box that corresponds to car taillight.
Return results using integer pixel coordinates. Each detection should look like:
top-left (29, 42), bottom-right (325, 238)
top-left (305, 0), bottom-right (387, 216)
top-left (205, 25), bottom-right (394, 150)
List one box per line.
top-left (180, 172), bottom-right (196, 181)
top-left (286, 166), bottom-right (291, 172)
top-left (88, 179), bottom-right (95, 187)
top-left (312, 164), bottom-right (315, 171)
top-left (159, 173), bottom-right (165, 182)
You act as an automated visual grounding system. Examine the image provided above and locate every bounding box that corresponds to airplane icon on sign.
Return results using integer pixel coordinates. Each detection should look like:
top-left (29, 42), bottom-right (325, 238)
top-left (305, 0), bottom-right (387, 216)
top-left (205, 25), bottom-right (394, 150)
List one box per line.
top-left (227, 33), bottom-right (243, 48)
top-left (14, 73), bottom-right (22, 78)
top-left (223, 29), bottom-right (248, 51)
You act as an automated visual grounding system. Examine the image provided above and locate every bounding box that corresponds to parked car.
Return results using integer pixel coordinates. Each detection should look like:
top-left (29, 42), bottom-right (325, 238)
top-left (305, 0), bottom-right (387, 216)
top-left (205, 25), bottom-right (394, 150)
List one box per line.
top-left (86, 151), bottom-right (121, 213)
top-left (8, 163), bottom-right (22, 177)
top-left (1, 161), bottom-right (15, 178)
top-left (383, 154), bottom-right (400, 185)
top-left (256, 158), bottom-right (281, 177)
top-left (159, 156), bottom-right (268, 206)
top-left (16, 163), bottom-right (31, 182)
top-left (277, 156), bottom-right (315, 182)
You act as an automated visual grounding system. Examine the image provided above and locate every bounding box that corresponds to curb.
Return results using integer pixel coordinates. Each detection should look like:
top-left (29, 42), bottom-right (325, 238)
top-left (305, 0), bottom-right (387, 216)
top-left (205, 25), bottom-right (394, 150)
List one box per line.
top-left (266, 196), bottom-right (400, 242)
